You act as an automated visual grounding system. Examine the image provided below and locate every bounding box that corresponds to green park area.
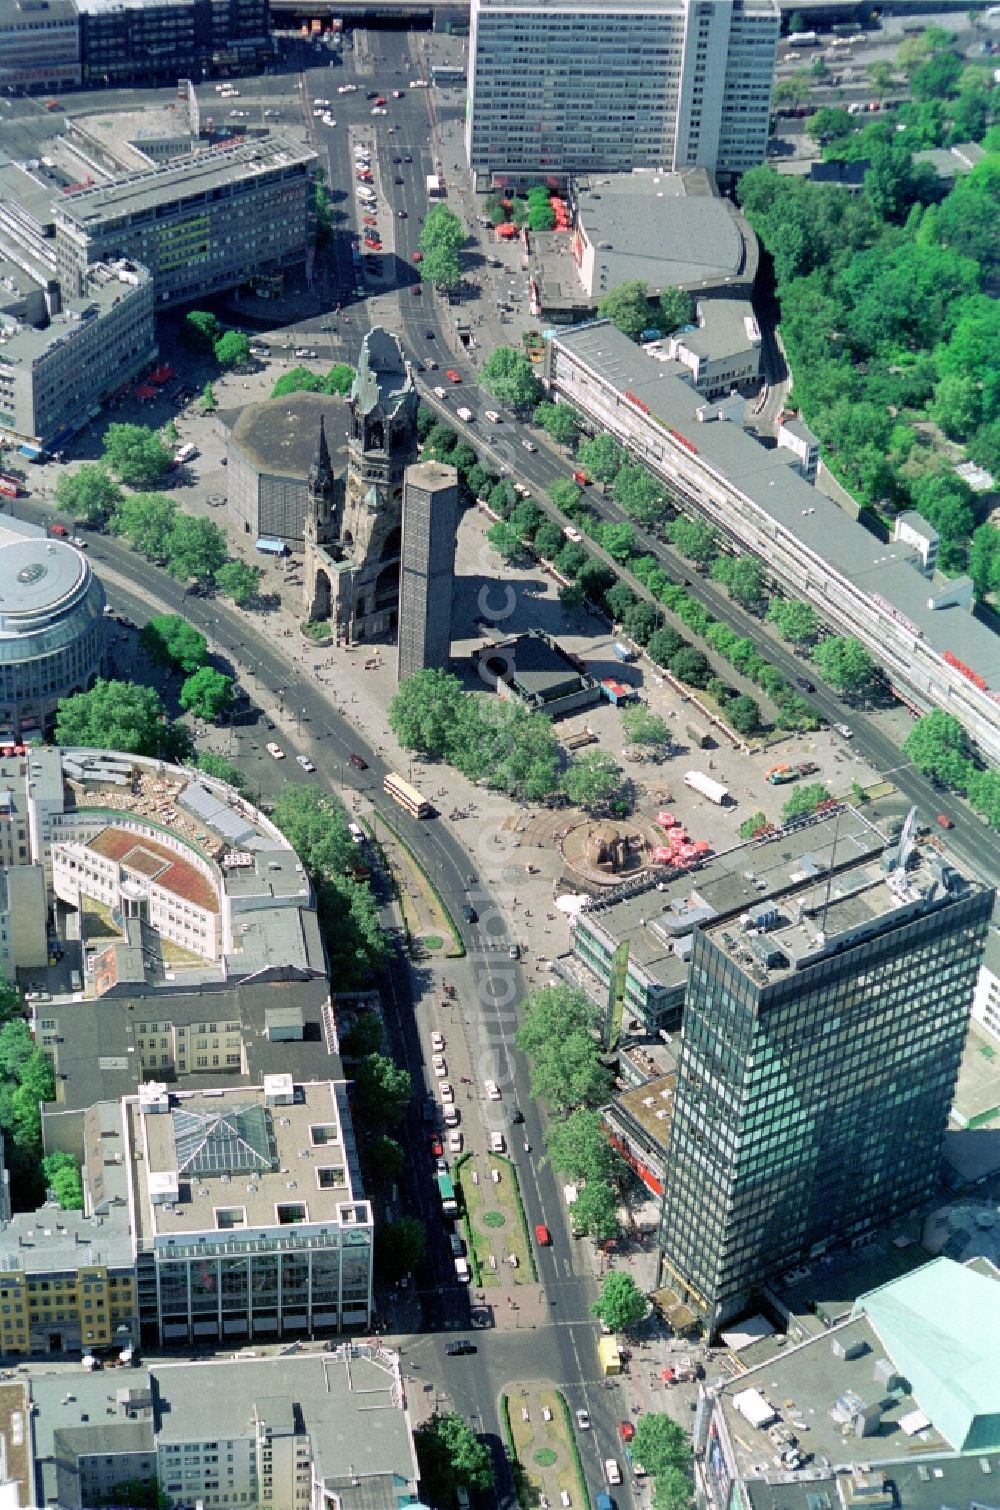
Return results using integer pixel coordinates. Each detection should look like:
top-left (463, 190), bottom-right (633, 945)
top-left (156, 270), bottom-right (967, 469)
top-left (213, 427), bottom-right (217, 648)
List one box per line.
top-left (501, 1388), bottom-right (588, 1510)
top-left (457, 1153), bottom-right (536, 1285)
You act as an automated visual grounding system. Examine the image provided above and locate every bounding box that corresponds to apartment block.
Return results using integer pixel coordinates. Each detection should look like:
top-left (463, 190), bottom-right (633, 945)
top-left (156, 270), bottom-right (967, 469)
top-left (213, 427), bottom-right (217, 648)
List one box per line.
top-left (0, 0), bottom-right (81, 93)
top-left (76, 0), bottom-right (271, 86)
top-left (466, 0), bottom-right (778, 184)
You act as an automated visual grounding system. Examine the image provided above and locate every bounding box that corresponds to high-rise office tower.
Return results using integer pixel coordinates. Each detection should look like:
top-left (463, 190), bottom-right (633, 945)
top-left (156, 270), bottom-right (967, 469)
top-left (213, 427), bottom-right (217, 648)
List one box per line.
top-left (657, 824), bottom-right (993, 1333)
top-left (397, 461), bottom-right (459, 684)
top-left (465, 0), bottom-right (779, 186)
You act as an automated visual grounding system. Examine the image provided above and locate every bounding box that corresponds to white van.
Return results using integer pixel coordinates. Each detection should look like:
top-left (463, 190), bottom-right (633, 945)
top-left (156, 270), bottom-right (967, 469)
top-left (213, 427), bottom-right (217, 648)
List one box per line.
top-left (456, 406), bottom-right (473, 422)
top-left (454, 1257), bottom-right (471, 1282)
top-left (348, 822), bottom-right (365, 846)
top-left (174, 443), bottom-right (197, 464)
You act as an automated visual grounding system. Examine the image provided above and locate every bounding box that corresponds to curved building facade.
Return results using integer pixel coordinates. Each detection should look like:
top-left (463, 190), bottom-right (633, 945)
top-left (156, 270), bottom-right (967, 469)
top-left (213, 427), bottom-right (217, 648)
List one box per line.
top-left (0, 522), bottom-right (106, 740)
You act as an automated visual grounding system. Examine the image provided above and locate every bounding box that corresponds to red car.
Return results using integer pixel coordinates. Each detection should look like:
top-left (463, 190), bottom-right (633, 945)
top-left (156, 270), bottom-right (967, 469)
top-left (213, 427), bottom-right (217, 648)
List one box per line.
top-left (363, 215), bottom-right (378, 227)
top-left (49, 522), bottom-right (69, 537)
top-left (619, 1423), bottom-right (635, 1443)
top-left (374, 95), bottom-right (386, 106)
top-left (535, 1223), bottom-right (552, 1246)
top-left (446, 369), bottom-right (461, 384)
top-left (412, 250), bottom-right (423, 263)
top-left (364, 237), bottom-right (381, 249)
top-left (430, 1135), bottom-right (443, 1157)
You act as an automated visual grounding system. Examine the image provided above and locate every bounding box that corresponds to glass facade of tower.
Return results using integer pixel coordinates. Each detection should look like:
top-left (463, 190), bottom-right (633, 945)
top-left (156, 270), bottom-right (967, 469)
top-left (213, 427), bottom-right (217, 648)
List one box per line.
top-left (659, 881), bottom-right (993, 1330)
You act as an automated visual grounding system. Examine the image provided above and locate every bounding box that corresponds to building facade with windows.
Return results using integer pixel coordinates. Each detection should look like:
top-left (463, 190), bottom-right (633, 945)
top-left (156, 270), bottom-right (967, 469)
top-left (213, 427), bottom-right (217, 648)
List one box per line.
top-left (0, 519), bottom-right (106, 743)
top-left (465, 0), bottom-right (778, 184)
top-left (0, 0), bottom-right (81, 92)
top-left (27, 1345), bottom-right (418, 1510)
top-left (0, 258), bottom-right (156, 450)
top-left (54, 137), bottom-right (316, 309)
top-left (397, 460), bottom-right (459, 683)
top-left (657, 836), bottom-right (993, 1333)
top-left (128, 1077), bottom-right (373, 1347)
top-left (76, 0), bottom-right (271, 86)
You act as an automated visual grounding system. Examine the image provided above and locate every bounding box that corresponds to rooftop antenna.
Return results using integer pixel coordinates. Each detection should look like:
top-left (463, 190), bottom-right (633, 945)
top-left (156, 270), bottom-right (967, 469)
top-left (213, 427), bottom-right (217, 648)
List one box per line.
top-left (819, 805), bottom-right (844, 935)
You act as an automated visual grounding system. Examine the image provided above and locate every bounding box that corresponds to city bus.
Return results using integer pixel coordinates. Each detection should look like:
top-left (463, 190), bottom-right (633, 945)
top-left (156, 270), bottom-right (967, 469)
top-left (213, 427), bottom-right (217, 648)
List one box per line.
top-left (437, 1171), bottom-right (458, 1217)
top-left (383, 772), bottom-right (431, 818)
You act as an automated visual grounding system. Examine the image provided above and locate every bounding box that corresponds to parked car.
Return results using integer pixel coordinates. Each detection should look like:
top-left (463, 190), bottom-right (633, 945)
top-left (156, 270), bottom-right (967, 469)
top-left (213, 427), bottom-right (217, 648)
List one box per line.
top-left (490, 1132), bottom-right (505, 1153)
top-left (431, 1032), bottom-right (445, 1052)
top-left (484, 1080), bottom-right (500, 1101)
top-left (266, 742), bottom-right (285, 759)
top-left (445, 1340), bottom-right (476, 1356)
top-left (349, 753), bottom-right (368, 769)
top-left (295, 756), bottom-right (316, 772)
top-left (440, 1082), bottom-right (454, 1104)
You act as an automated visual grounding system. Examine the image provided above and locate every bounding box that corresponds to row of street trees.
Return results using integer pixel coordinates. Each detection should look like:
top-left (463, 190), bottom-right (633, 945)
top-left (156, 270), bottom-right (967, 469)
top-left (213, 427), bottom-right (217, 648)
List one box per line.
top-left (513, 986), bottom-right (626, 1241)
top-left (55, 459), bottom-right (261, 604)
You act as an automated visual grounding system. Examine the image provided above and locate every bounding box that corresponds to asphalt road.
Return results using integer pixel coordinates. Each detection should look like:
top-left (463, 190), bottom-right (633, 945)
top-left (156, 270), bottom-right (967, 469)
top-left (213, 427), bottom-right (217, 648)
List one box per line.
top-left (6, 505), bottom-right (635, 1510)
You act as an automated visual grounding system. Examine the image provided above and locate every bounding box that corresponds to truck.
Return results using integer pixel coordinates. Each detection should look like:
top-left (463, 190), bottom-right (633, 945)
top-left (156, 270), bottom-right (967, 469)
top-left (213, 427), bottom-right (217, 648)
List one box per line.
top-left (686, 723), bottom-right (712, 749)
top-left (684, 770), bottom-right (730, 805)
top-left (786, 29), bottom-right (818, 45)
top-left (612, 642), bottom-right (635, 663)
top-left (437, 1171), bottom-right (458, 1217)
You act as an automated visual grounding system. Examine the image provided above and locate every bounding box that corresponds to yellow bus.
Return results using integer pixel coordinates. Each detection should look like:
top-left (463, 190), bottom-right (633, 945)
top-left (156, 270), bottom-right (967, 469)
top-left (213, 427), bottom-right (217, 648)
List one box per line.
top-left (383, 772), bottom-right (431, 818)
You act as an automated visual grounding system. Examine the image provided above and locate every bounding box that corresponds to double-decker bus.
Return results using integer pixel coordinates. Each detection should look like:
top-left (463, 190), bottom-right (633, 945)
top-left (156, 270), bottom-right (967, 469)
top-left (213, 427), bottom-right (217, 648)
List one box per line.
top-left (383, 772), bottom-right (431, 818)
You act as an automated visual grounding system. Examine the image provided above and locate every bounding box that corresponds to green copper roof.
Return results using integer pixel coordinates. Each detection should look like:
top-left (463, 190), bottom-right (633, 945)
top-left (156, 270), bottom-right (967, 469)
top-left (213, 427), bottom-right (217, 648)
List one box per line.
top-left (853, 1257), bottom-right (1000, 1451)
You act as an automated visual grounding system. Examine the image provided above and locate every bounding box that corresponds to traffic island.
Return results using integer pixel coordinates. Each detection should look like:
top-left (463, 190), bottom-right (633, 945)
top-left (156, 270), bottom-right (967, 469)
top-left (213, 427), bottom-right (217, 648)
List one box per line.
top-left (500, 1387), bottom-right (589, 1510)
top-left (457, 1153), bottom-right (537, 1285)
top-left (369, 814), bottom-right (465, 957)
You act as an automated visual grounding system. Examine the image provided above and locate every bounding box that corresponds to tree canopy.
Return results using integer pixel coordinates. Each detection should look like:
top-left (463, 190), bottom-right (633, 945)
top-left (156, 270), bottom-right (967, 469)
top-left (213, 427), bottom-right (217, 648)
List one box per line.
top-left (179, 667), bottom-right (234, 722)
top-left (811, 635), bottom-right (874, 695)
top-left (54, 464), bottom-right (123, 527)
top-left (214, 330), bottom-right (251, 369)
top-left (139, 615), bottom-right (208, 674)
top-left (479, 345), bottom-right (543, 408)
top-left (101, 424), bottom-right (172, 485)
top-left (591, 1271), bottom-right (648, 1332)
top-left (563, 749), bottom-right (627, 813)
top-left (54, 680), bottom-right (172, 758)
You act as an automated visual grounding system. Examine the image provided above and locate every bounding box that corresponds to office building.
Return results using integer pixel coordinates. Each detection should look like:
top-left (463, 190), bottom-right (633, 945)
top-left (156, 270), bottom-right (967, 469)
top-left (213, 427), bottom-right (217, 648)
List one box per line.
top-left (304, 329), bottom-right (419, 643)
top-left (54, 137), bottom-right (316, 309)
top-left (657, 823), bottom-right (993, 1333)
top-left (76, 0), bottom-right (271, 86)
top-left (971, 926), bottom-right (1000, 1045)
top-left (465, 0), bottom-right (779, 185)
top-left (0, 518), bottom-right (106, 743)
top-left (25, 1345), bottom-right (417, 1510)
top-left (128, 1076), bottom-right (373, 1345)
top-left (546, 321), bottom-right (1000, 762)
top-left (0, 0), bottom-right (81, 92)
top-left (697, 1257), bottom-right (1000, 1510)
top-left (0, 864), bottom-right (47, 982)
top-left (0, 258), bottom-right (156, 451)
top-left (397, 460), bottom-right (459, 683)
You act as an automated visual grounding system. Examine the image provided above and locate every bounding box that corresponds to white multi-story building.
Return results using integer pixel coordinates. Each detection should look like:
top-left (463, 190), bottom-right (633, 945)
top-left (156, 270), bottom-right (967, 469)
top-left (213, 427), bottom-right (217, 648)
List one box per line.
top-left (465, 0), bottom-right (778, 185)
top-left (971, 927), bottom-right (1000, 1045)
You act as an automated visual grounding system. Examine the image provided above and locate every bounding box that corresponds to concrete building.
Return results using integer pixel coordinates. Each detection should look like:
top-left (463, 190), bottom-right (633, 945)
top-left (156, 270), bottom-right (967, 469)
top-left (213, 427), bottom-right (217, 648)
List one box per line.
top-left (571, 170), bottom-right (756, 304)
top-left (227, 391), bottom-right (347, 552)
top-left (546, 321), bottom-right (1000, 762)
top-left (0, 257), bottom-right (155, 450)
top-left (304, 329), bottom-right (419, 644)
top-left (76, 0), bottom-right (271, 86)
top-left (893, 509), bottom-right (939, 578)
top-left (0, 518), bottom-right (106, 742)
top-left (0, 0), bottom-right (81, 93)
top-left (397, 460), bottom-right (459, 683)
top-left (776, 413), bottom-right (819, 482)
top-left (0, 864), bottom-right (47, 982)
top-left (54, 136), bottom-right (316, 309)
top-left (465, 0), bottom-right (779, 185)
top-left (128, 1076), bottom-right (373, 1345)
top-left (697, 1257), bottom-right (1000, 1510)
top-left (0, 1102), bottom-right (138, 1357)
top-left (657, 825), bottom-right (993, 1332)
top-left (657, 297), bottom-right (761, 397)
top-left (26, 1345), bottom-right (417, 1510)
top-left (572, 802), bottom-right (899, 1033)
top-left (471, 629), bottom-right (602, 718)
top-left (971, 926), bottom-right (1000, 1045)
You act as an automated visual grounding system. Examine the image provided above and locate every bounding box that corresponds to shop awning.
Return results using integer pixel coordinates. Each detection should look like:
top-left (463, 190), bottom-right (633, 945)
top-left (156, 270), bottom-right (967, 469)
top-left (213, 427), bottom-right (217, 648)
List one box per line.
top-left (18, 443), bottom-right (42, 459)
top-left (135, 384), bottom-right (158, 399)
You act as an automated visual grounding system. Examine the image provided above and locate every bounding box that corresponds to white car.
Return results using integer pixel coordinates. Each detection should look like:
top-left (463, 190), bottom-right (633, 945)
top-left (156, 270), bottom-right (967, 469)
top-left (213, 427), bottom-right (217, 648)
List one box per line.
top-left (433, 385), bottom-right (446, 399)
top-left (485, 1080), bottom-right (501, 1102)
top-left (410, 78), bottom-right (428, 87)
top-left (70, 536), bottom-right (87, 548)
top-left (440, 1082), bottom-right (454, 1105)
top-left (295, 755), bottom-right (316, 772)
top-left (266, 742), bottom-right (286, 760)
top-left (337, 84), bottom-right (358, 93)
top-left (448, 1131), bottom-right (463, 1154)
top-left (605, 1461), bottom-right (622, 1487)
top-left (575, 1410), bottom-right (590, 1430)
top-left (490, 1132), bottom-right (505, 1154)
top-left (431, 1031), bottom-right (445, 1052)
top-left (834, 722), bottom-right (854, 739)
top-left (312, 97), bottom-right (331, 107)
top-left (322, 115), bottom-right (336, 126)
top-left (432, 1055), bottom-right (448, 1078)
top-left (443, 1106), bottom-right (460, 1127)
top-left (371, 106), bottom-right (388, 116)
